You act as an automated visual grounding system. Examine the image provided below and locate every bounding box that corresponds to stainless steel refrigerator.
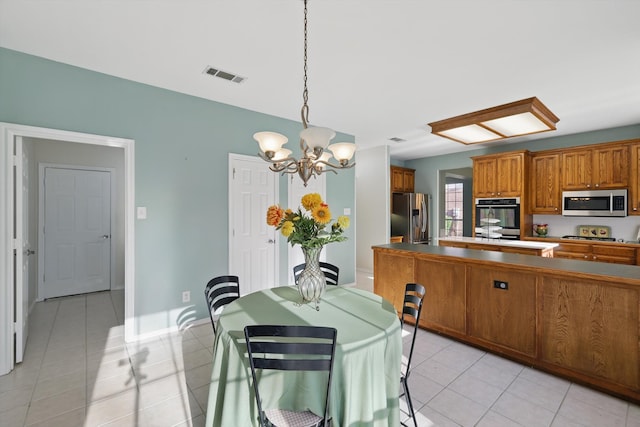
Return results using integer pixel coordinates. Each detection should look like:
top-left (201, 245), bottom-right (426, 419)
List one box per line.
top-left (391, 193), bottom-right (430, 244)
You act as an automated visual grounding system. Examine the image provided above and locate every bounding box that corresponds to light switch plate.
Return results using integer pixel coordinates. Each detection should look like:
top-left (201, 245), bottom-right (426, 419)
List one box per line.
top-left (137, 207), bottom-right (147, 219)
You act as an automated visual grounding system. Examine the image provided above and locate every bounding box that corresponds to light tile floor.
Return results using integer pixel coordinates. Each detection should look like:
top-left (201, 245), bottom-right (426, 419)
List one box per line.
top-left (0, 290), bottom-right (638, 426)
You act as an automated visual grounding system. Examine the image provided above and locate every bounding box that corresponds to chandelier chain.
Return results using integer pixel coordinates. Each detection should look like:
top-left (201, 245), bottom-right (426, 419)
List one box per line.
top-left (301, 0), bottom-right (309, 128)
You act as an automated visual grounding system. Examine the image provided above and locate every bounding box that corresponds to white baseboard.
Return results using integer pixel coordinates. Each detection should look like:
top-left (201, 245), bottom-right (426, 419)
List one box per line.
top-left (129, 316), bottom-right (211, 343)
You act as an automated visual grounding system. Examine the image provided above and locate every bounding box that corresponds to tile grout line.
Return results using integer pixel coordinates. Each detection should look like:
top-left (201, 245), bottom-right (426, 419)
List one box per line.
top-left (23, 299), bottom-right (60, 427)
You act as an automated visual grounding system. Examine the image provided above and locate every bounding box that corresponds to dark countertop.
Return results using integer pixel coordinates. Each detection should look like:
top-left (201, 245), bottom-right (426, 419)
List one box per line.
top-left (373, 243), bottom-right (640, 283)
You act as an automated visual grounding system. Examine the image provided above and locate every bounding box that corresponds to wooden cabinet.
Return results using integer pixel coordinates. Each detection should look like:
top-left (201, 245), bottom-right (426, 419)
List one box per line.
top-left (541, 275), bottom-right (639, 390)
top-left (373, 245), bottom-right (640, 403)
top-left (552, 242), bottom-right (589, 261)
top-left (472, 150), bottom-right (531, 238)
top-left (468, 266), bottom-right (537, 357)
top-left (390, 166), bottom-right (415, 193)
top-left (373, 249), bottom-right (415, 314)
top-left (472, 151), bottom-right (527, 197)
top-left (529, 153), bottom-right (561, 214)
top-left (415, 257), bottom-right (466, 334)
top-left (630, 143), bottom-right (640, 215)
top-left (553, 241), bottom-right (636, 265)
top-left (562, 144), bottom-right (629, 190)
top-left (472, 157), bottom-right (497, 197)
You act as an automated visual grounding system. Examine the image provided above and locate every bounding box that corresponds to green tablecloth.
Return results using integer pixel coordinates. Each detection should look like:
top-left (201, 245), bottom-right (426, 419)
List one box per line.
top-left (205, 286), bottom-right (402, 427)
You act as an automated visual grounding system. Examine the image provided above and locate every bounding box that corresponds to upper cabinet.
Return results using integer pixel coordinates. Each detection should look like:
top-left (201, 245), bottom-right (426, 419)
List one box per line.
top-left (529, 153), bottom-right (562, 214)
top-left (472, 151), bottom-right (528, 198)
top-left (390, 166), bottom-right (415, 193)
top-left (469, 139), bottom-right (637, 224)
top-left (562, 144), bottom-right (629, 190)
top-left (630, 143), bottom-right (640, 215)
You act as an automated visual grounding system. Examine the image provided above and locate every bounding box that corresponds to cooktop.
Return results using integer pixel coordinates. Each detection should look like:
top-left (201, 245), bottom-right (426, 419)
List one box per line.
top-left (561, 235), bottom-right (616, 242)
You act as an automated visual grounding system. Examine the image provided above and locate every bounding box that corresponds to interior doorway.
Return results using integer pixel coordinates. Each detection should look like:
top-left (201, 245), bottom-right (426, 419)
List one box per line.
top-left (438, 167), bottom-right (473, 238)
top-left (0, 123), bottom-right (135, 376)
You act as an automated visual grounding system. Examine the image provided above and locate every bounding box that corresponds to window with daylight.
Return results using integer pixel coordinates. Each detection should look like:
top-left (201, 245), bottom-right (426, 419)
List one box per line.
top-left (444, 182), bottom-right (464, 236)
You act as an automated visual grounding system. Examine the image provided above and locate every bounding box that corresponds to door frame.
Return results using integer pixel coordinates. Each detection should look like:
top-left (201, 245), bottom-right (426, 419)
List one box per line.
top-left (38, 164), bottom-right (116, 300)
top-left (0, 122), bottom-right (135, 376)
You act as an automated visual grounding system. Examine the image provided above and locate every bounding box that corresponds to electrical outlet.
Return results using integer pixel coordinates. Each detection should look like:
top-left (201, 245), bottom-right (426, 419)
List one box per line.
top-left (182, 291), bottom-right (190, 303)
top-left (493, 280), bottom-right (508, 290)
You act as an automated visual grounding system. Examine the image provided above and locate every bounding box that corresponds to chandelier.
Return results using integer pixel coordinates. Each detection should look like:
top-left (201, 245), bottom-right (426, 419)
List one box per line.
top-left (254, 0), bottom-right (356, 187)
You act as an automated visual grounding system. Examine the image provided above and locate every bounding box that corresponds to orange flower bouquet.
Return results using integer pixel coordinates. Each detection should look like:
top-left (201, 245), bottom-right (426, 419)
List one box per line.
top-left (266, 193), bottom-right (349, 249)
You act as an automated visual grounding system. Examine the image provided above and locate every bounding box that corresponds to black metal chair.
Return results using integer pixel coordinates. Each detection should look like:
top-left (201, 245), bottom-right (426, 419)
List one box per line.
top-left (244, 325), bottom-right (338, 427)
top-left (204, 275), bottom-right (240, 334)
top-left (400, 283), bottom-right (426, 427)
top-left (293, 262), bottom-right (340, 286)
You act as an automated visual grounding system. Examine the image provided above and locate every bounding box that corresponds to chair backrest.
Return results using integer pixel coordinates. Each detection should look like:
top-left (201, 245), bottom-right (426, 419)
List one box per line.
top-left (401, 283), bottom-right (425, 375)
top-left (204, 275), bottom-right (240, 333)
top-left (244, 325), bottom-right (338, 427)
top-left (293, 262), bottom-right (340, 286)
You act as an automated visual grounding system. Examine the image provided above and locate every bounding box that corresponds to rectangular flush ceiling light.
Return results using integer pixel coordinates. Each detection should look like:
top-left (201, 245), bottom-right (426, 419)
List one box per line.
top-left (428, 97), bottom-right (559, 145)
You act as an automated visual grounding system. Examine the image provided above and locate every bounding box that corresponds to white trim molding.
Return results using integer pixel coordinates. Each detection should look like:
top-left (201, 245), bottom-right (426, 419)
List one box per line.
top-left (0, 122), bottom-right (135, 376)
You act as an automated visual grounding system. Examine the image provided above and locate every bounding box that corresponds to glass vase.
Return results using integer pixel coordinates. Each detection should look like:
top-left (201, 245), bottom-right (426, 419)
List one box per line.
top-left (298, 245), bottom-right (326, 309)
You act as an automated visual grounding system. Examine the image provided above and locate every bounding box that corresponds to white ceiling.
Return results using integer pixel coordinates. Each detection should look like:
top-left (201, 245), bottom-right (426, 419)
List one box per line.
top-left (1, 0), bottom-right (639, 160)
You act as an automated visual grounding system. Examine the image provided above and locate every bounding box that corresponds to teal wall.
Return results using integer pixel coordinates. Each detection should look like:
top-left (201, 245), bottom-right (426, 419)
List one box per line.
top-left (0, 47), bottom-right (355, 335)
top-left (406, 125), bottom-right (640, 210)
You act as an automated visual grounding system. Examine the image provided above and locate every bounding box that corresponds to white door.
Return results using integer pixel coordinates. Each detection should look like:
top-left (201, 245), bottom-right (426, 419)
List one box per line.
top-left (14, 137), bottom-right (29, 363)
top-left (286, 174), bottom-right (326, 285)
top-left (42, 167), bottom-right (111, 299)
top-left (229, 154), bottom-right (278, 295)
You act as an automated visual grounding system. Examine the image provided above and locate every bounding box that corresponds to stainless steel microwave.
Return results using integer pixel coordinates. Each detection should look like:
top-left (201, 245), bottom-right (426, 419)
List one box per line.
top-left (562, 189), bottom-right (627, 217)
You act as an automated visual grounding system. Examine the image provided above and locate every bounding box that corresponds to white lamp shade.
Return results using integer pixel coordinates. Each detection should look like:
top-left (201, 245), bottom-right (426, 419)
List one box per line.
top-left (299, 126), bottom-right (336, 150)
top-left (271, 148), bottom-right (292, 162)
top-left (315, 152), bottom-right (333, 169)
top-left (253, 131), bottom-right (288, 153)
top-left (328, 142), bottom-right (356, 161)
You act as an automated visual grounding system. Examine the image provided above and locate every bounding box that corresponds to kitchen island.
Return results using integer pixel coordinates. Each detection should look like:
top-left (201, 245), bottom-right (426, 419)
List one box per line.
top-left (373, 243), bottom-right (640, 403)
top-left (438, 236), bottom-right (558, 257)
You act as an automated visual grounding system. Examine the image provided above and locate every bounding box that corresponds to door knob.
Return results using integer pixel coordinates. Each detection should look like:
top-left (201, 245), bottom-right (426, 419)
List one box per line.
top-left (268, 239), bottom-right (275, 244)
top-left (25, 249), bottom-right (35, 256)
top-left (101, 235), bottom-right (110, 239)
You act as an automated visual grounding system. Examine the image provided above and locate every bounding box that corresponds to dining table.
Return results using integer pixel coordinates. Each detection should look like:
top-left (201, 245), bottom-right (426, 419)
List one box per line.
top-left (204, 285), bottom-right (402, 427)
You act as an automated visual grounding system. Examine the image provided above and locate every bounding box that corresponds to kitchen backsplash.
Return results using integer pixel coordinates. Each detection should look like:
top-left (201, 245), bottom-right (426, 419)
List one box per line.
top-left (532, 215), bottom-right (640, 242)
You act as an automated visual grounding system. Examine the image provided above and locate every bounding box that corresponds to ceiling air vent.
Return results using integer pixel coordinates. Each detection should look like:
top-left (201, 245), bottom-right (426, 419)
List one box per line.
top-left (203, 66), bottom-right (246, 84)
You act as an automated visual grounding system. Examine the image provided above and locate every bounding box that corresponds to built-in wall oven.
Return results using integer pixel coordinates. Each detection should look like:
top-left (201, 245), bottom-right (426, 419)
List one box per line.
top-left (475, 197), bottom-right (521, 240)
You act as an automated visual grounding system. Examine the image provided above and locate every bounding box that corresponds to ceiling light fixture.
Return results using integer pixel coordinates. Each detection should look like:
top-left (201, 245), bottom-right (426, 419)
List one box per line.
top-left (253, 0), bottom-right (356, 187)
top-left (428, 97), bottom-right (559, 145)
